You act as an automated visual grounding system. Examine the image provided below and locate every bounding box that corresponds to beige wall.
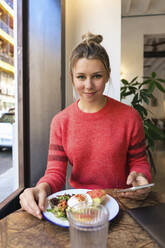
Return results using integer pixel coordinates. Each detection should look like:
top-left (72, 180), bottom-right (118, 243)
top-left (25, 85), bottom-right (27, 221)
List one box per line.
top-left (65, 0), bottom-right (121, 106)
top-left (121, 15), bottom-right (165, 117)
top-left (121, 15), bottom-right (165, 79)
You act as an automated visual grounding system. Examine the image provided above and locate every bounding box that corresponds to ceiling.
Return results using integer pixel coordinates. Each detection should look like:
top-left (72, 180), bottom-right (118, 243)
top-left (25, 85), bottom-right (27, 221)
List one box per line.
top-left (122, 0), bottom-right (165, 16)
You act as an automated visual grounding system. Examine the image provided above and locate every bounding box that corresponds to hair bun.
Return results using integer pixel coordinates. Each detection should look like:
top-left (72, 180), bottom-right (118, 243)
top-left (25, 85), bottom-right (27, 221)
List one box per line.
top-left (82, 32), bottom-right (103, 44)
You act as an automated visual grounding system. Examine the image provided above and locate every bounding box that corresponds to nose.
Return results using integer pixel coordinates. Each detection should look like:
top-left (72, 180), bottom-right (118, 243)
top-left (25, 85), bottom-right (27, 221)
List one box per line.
top-left (85, 78), bottom-right (93, 89)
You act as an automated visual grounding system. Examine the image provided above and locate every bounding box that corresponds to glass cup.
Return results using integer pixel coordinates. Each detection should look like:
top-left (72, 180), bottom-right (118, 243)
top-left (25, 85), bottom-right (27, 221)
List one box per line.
top-left (67, 203), bottom-right (109, 248)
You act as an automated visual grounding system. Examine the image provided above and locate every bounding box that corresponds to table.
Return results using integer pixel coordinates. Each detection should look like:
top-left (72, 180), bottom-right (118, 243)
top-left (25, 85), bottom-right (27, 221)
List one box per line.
top-left (0, 190), bottom-right (165, 248)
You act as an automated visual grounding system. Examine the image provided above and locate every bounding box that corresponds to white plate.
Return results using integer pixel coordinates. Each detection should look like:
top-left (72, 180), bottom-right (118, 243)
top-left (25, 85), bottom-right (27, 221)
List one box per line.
top-left (42, 189), bottom-right (119, 228)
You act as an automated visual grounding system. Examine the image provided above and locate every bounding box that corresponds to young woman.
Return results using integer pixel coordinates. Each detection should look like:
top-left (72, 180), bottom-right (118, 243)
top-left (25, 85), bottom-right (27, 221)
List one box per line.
top-left (20, 33), bottom-right (152, 219)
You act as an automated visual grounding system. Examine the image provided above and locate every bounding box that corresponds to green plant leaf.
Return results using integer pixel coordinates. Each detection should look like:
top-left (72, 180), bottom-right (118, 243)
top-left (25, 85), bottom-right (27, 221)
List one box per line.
top-left (130, 76), bottom-right (138, 84)
top-left (120, 90), bottom-right (127, 99)
top-left (146, 148), bottom-right (156, 173)
top-left (132, 82), bottom-right (140, 86)
top-left (121, 72), bottom-right (165, 153)
top-left (139, 79), bottom-right (151, 89)
top-left (155, 81), bottom-right (165, 93)
top-left (120, 87), bottom-right (128, 99)
top-left (122, 91), bottom-right (134, 97)
top-left (121, 79), bottom-right (129, 85)
top-left (128, 86), bottom-right (136, 94)
top-left (120, 87), bottom-right (127, 92)
top-left (121, 85), bottom-right (126, 89)
top-left (140, 89), bottom-right (152, 97)
top-left (152, 72), bottom-right (157, 78)
top-left (141, 88), bottom-right (152, 94)
top-left (145, 120), bottom-right (165, 140)
top-left (140, 92), bottom-right (149, 104)
top-left (133, 104), bottom-right (148, 117)
top-left (148, 129), bottom-right (162, 140)
top-left (144, 118), bottom-right (154, 125)
top-left (132, 93), bottom-right (139, 104)
top-left (148, 81), bottom-right (155, 93)
top-left (129, 86), bottom-right (137, 91)
top-left (144, 127), bottom-right (155, 149)
top-left (157, 78), bottom-right (165, 83)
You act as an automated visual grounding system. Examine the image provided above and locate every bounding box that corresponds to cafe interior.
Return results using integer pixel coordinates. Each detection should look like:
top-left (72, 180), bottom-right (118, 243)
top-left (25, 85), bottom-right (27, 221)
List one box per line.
top-left (0, 0), bottom-right (165, 247)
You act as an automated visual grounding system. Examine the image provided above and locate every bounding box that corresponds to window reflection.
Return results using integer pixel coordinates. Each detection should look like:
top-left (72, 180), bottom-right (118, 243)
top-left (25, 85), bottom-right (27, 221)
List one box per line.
top-left (0, 0), bottom-right (17, 204)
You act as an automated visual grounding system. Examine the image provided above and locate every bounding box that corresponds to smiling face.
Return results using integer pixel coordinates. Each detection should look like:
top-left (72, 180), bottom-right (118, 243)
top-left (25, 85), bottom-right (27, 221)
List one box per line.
top-left (72, 58), bottom-right (109, 105)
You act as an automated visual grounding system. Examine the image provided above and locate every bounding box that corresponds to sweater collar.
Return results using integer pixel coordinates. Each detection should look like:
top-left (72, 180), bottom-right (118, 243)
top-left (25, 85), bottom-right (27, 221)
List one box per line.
top-left (74, 96), bottom-right (111, 120)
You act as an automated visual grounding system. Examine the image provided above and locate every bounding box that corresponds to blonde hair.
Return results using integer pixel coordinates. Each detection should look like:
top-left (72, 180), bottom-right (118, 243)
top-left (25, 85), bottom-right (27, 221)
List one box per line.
top-left (70, 32), bottom-right (111, 78)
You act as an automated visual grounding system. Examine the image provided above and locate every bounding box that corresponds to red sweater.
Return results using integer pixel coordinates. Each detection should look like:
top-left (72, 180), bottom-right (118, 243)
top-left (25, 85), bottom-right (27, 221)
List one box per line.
top-left (37, 97), bottom-right (151, 193)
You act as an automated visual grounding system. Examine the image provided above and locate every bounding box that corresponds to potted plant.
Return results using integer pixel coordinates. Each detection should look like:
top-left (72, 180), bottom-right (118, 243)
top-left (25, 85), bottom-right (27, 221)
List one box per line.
top-left (121, 72), bottom-right (165, 173)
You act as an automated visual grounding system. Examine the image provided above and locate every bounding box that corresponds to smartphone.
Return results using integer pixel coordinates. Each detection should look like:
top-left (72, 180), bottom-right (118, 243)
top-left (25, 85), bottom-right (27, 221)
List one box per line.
top-left (117, 183), bottom-right (155, 193)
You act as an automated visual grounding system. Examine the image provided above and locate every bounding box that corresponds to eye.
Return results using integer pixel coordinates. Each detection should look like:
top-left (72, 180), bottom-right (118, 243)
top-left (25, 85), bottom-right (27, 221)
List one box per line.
top-left (77, 75), bottom-right (85, 80)
top-left (93, 74), bottom-right (102, 79)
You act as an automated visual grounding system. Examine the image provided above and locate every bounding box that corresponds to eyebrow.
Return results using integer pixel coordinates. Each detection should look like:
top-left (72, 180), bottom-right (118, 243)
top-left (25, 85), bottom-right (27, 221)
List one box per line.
top-left (75, 71), bottom-right (105, 75)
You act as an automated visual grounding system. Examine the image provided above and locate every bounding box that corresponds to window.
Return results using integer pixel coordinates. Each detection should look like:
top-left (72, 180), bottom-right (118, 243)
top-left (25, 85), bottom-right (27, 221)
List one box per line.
top-left (0, 0), bottom-right (24, 209)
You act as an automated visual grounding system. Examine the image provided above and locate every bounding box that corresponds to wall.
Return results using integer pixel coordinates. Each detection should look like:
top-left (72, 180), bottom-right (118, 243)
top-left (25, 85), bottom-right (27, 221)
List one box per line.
top-left (65, 0), bottom-right (121, 106)
top-left (121, 15), bottom-right (165, 117)
top-left (121, 15), bottom-right (165, 81)
top-left (28, 0), bottom-right (62, 186)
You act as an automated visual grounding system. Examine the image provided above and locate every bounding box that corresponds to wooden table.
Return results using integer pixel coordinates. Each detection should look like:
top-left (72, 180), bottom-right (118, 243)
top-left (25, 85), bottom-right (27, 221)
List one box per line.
top-left (0, 190), bottom-right (165, 248)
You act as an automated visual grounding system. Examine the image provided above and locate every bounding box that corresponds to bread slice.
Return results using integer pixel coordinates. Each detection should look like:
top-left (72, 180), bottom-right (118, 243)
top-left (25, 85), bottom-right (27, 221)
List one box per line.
top-left (87, 189), bottom-right (106, 206)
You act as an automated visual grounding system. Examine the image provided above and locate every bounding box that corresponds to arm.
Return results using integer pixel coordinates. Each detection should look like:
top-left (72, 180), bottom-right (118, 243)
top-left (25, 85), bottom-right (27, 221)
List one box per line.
top-left (121, 110), bottom-right (152, 199)
top-left (20, 115), bottom-right (68, 218)
top-left (37, 115), bottom-right (68, 193)
top-left (127, 109), bottom-right (152, 183)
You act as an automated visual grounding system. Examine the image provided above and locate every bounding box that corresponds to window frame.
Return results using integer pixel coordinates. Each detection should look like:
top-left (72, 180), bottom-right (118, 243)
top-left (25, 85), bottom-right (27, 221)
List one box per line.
top-left (0, 0), bottom-right (26, 211)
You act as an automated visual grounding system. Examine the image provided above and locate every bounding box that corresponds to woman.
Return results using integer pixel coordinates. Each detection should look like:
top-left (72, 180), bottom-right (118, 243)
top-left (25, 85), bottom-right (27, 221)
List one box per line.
top-left (20, 33), bottom-right (152, 219)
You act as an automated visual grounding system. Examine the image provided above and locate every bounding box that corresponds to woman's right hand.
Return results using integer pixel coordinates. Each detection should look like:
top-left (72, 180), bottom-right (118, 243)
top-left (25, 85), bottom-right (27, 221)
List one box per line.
top-left (19, 182), bottom-right (51, 219)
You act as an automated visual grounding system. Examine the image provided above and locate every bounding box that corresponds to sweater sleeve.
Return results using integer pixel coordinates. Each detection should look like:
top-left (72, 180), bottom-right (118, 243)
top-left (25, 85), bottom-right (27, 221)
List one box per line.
top-left (37, 116), bottom-right (68, 193)
top-left (127, 109), bottom-right (152, 182)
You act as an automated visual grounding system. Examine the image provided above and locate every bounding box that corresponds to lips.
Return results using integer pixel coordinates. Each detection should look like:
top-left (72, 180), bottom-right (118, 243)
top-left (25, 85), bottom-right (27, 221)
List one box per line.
top-left (84, 92), bottom-right (96, 96)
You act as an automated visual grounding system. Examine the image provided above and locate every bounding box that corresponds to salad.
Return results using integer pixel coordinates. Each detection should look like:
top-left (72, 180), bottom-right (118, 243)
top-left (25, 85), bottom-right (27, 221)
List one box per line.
top-left (47, 194), bottom-right (72, 219)
top-left (47, 189), bottom-right (106, 220)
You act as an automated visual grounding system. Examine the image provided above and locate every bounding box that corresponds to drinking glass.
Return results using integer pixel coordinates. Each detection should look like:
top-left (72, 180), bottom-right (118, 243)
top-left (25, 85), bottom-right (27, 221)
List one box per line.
top-left (67, 203), bottom-right (109, 248)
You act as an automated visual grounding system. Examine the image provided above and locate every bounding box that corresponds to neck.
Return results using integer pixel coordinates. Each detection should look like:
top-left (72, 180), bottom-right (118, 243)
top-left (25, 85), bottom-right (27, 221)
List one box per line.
top-left (78, 96), bottom-right (107, 113)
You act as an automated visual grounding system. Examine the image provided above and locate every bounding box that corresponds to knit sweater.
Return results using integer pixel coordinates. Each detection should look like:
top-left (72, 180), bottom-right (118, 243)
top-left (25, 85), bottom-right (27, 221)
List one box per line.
top-left (37, 96), bottom-right (152, 193)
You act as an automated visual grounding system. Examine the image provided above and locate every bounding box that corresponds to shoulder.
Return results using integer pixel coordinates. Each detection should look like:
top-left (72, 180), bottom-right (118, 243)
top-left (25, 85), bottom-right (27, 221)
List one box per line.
top-left (51, 101), bottom-right (76, 126)
top-left (107, 97), bottom-right (142, 122)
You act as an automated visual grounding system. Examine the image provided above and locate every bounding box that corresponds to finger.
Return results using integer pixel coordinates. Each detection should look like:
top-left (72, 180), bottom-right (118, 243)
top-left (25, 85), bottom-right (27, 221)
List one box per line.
top-left (20, 198), bottom-right (43, 219)
top-left (38, 191), bottom-right (48, 212)
top-left (126, 171), bottom-right (137, 185)
top-left (135, 187), bottom-right (151, 195)
top-left (135, 175), bottom-right (148, 185)
top-left (19, 190), bottom-right (42, 219)
top-left (120, 189), bottom-right (150, 200)
top-left (21, 198), bottom-right (43, 219)
top-left (129, 192), bottom-right (149, 200)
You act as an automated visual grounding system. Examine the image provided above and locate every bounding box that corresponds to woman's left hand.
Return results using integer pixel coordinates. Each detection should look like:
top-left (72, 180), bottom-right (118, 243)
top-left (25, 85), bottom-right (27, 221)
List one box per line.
top-left (119, 171), bottom-right (151, 200)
